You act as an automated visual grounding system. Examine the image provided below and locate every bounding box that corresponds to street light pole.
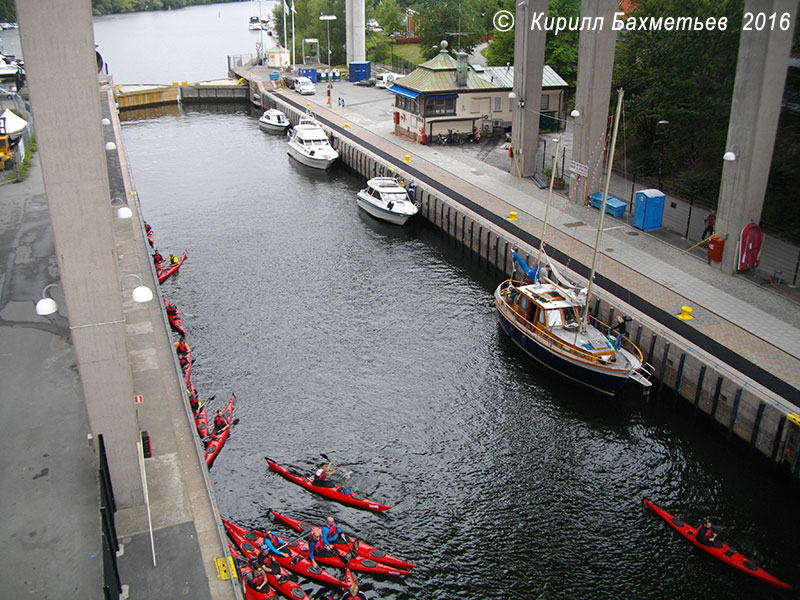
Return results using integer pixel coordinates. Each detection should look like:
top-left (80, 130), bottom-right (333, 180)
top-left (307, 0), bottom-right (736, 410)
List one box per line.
top-left (656, 119), bottom-right (669, 191)
top-left (319, 14), bottom-right (336, 69)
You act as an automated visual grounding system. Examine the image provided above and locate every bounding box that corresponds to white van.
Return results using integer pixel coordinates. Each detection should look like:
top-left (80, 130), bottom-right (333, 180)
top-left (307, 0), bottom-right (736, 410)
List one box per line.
top-left (375, 72), bottom-right (403, 89)
top-left (294, 76), bottom-right (315, 95)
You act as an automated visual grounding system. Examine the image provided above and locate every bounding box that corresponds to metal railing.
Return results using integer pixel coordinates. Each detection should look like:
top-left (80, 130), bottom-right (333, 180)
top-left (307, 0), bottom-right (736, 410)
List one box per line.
top-left (98, 434), bottom-right (123, 599)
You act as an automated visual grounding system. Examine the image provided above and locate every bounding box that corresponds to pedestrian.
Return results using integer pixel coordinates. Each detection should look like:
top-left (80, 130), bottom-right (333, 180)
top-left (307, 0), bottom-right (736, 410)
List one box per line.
top-left (702, 209), bottom-right (716, 241)
top-left (609, 315), bottom-right (631, 349)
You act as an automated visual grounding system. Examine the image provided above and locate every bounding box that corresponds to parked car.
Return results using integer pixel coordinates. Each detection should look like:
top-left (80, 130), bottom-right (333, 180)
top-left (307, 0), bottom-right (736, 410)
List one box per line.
top-left (354, 78), bottom-right (376, 87)
top-left (294, 76), bottom-right (315, 95)
top-left (283, 74), bottom-right (297, 89)
top-left (375, 72), bottom-right (403, 88)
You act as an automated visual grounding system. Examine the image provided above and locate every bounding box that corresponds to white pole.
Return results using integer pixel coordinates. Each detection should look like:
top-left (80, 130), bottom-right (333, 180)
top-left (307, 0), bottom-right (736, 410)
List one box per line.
top-left (258, 0), bottom-right (264, 63)
top-left (581, 88), bottom-right (624, 334)
top-left (291, 0), bottom-right (296, 70)
top-left (137, 441), bottom-right (157, 567)
top-left (283, 0), bottom-right (288, 66)
top-left (539, 137), bottom-right (561, 263)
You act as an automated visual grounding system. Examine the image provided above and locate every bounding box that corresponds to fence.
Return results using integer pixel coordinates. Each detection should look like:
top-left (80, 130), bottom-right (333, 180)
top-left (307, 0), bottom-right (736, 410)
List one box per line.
top-left (391, 55), bottom-right (417, 75)
top-left (98, 434), bottom-right (123, 600)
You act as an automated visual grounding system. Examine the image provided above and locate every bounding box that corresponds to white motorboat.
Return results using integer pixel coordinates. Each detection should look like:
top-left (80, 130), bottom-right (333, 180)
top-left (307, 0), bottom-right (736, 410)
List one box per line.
top-left (258, 108), bottom-right (290, 133)
top-left (356, 177), bottom-right (418, 225)
top-left (248, 15), bottom-right (261, 30)
top-left (286, 118), bottom-right (338, 170)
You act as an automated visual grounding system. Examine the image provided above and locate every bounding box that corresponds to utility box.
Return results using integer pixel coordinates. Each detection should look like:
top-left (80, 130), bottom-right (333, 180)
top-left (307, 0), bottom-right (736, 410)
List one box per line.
top-left (349, 61), bottom-right (371, 82)
top-left (298, 68), bottom-right (317, 82)
top-left (633, 189), bottom-right (665, 231)
top-left (708, 235), bottom-right (724, 262)
top-left (588, 192), bottom-right (627, 218)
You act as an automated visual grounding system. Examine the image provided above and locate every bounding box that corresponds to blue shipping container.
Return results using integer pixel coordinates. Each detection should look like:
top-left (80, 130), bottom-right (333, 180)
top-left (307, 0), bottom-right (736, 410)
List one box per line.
top-left (588, 192), bottom-right (627, 218)
top-left (632, 189), bottom-right (665, 231)
top-left (349, 61), bottom-right (371, 82)
top-left (269, 71), bottom-right (280, 81)
top-left (298, 68), bottom-right (317, 83)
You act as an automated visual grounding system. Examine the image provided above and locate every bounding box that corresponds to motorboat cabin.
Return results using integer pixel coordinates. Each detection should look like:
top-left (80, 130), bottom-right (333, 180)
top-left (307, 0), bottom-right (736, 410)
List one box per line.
top-left (258, 108), bottom-right (290, 133)
top-left (286, 118), bottom-right (338, 169)
top-left (356, 177), bottom-right (418, 225)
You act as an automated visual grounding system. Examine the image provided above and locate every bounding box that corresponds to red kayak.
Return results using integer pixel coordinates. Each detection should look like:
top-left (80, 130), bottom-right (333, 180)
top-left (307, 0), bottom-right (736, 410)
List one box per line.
top-left (145, 222), bottom-right (155, 248)
top-left (163, 298), bottom-right (186, 336)
top-left (271, 510), bottom-right (415, 570)
top-left (286, 537), bottom-right (409, 577)
top-left (157, 250), bottom-right (187, 284)
top-left (265, 457), bottom-right (391, 512)
top-left (204, 393), bottom-right (235, 467)
top-left (223, 518), bottom-right (351, 589)
top-left (644, 499), bottom-right (791, 589)
top-left (224, 521), bottom-right (313, 600)
top-left (195, 403), bottom-right (208, 439)
top-left (176, 343), bottom-right (191, 384)
top-left (228, 541), bottom-right (277, 599)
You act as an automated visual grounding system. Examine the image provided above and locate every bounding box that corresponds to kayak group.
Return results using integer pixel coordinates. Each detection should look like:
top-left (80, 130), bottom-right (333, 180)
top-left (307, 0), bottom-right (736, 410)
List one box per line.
top-left (147, 221), bottom-right (792, 596)
top-left (149, 223), bottom-right (235, 469)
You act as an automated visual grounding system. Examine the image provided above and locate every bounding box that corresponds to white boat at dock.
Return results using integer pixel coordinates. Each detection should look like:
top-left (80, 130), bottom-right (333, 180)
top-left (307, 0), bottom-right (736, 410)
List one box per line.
top-left (286, 118), bottom-right (338, 170)
top-left (258, 108), bottom-right (289, 133)
top-left (356, 177), bottom-right (418, 225)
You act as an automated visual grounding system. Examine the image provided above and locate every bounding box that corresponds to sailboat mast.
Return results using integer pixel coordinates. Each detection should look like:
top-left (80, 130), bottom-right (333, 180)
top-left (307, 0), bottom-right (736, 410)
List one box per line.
top-left (538, 137), bottom-right (560, 263)
top-left (581, 88), bottom-right (624, 333)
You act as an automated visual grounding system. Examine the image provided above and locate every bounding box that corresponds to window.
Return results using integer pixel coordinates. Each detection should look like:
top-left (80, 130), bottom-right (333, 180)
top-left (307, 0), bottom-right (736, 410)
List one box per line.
top-left (546, 309), bottom-right (563, 328)
top-left (540, 94), bottom-right (549, 110)
top-left (424, 97), bottom-right (456, 116)
top-left (395, 96), bottom-right (419, 115)
top-left (493, 96), bottom-right (502, 112)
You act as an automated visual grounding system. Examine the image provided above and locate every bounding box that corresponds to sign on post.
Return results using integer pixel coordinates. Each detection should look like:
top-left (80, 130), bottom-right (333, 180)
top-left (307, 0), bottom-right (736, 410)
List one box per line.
top-left (569, 160), bottom-right (589, 178)
top-left (134, 395), bottom-right (143, 404)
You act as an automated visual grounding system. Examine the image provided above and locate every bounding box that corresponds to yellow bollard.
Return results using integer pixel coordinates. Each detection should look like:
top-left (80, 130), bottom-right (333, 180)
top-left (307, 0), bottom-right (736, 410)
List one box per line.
top-left (278, 87), bottom-right (283, 92)
top-left (676, 305), bottom-right (694, 320)
top-left (306, 103), bottom-right (311, 109)
top-left (171, 82), bottom-right (178, 87)
top-left (508, 211), bottom-right (518, 221)
top-left (181, 81), bottom-right (188, 86)
top-left (403, 155), bottom-right (411, 163)
top-left (344, 123), bottom-right (350, 129)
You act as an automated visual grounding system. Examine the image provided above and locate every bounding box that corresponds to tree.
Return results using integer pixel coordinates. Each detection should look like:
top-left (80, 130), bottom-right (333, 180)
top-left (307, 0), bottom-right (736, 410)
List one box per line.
top-left (613, 0), bottom-right (744, 203)
top-left (376, 0), bottom-right (403, 34)
top-left (415, 0), bottom-right (485, 60)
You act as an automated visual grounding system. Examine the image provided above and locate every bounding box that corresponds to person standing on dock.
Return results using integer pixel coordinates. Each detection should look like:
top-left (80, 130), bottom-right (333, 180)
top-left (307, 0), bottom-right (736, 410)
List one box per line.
top-left (702, 209), bottom-right (716, 241)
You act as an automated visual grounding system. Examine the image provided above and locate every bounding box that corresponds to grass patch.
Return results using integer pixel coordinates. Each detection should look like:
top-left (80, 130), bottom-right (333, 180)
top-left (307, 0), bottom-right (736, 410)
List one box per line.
top-left (391, 43), bottom-right (423, 66)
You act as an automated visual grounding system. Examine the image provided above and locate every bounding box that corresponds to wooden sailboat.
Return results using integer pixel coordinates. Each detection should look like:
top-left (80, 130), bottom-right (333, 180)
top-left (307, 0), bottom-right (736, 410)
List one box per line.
top-left (494, 90), bottom-right (653, 396)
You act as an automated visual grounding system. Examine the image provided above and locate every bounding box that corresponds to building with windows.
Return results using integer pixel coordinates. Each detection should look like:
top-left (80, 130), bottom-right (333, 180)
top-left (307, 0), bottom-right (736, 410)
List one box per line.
top-left (388, 47), bottom-right (568, 143)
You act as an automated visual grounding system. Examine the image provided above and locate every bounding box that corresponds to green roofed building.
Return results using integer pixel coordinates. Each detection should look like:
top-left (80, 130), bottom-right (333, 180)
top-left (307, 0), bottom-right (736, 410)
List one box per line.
top-left (387, 43), bottom-right (568, 143)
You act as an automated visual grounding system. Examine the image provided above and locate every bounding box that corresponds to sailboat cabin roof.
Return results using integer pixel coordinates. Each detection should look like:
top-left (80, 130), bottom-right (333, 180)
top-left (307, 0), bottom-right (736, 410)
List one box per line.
top-left (517, 282), bottom-right (577, 311)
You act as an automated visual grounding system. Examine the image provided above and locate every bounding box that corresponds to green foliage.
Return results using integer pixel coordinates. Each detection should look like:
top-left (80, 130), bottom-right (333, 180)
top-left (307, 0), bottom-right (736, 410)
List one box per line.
top-left (485, 0), bottom-right (578, 85)
top-left (273, 0), bottom-right (347, 65)
top-left (613, 0), bottom-right (743, 203)
top-left (90, 0), bottom-right (236, 16)
top-left (415, 0), bottom-right (486, 60)
top-left (0, 0), bottom-right (16, 22)
top-left (375, 0), bottom-right (403, 34)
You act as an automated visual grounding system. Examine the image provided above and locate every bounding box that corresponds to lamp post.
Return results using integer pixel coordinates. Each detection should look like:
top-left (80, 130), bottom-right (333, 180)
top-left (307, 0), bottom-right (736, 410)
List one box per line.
top-left (656, 119), bottom-right (669, 191)
top-left (319, 14), bottom-right (336, 69)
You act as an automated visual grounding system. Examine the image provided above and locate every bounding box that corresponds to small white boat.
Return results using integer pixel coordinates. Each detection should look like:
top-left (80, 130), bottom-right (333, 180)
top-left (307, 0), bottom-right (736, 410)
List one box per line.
top-left (356, 177), bottom-right (418, 225)
top-left (258, 108), bottom-right (289, 133)
top-left (286, 118), bottom-right (338, 170)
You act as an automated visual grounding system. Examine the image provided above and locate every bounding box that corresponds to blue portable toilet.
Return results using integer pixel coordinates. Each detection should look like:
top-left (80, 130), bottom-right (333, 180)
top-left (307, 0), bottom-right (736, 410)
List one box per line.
top-left (633, 189), bottom-right (665, 231)
top-left (349, 61), bottom-right (371, 82)
top-left (298, 68), bottom-right (318, 83)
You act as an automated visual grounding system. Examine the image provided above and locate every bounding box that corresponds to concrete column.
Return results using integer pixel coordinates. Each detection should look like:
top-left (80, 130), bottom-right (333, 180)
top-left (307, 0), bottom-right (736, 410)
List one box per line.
top-left (16, 0), bottom-right (143, 507)
top-left (570, 0), bottom-right (618, 199)
top-left (345, 0), bottom-right (365, 64)
top-left (345, 0), bottom-right (354, 65)
top-left (715, 0), bottom-right (798, 274)
top-left (509, 0), bottom-right (548, 178)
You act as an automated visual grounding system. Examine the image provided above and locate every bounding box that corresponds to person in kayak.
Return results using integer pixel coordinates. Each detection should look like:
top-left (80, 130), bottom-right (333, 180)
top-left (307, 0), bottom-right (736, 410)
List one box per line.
top-left (166, 302), bottom-right (178, 317)
top-left (243, 568), bottom-right (269, 593)
top-left (696, 521), bottom-right (717, 545)
top-left (322, 516), bottom-right (351, 548)
top-left (153, 250), bottom-right (163, 266)
top-left (260, 528), bottom-right (290, 559)
top-left (213, 409), bottom-right (229, 433)
top-left (308, 529), bottom-right (347, 568)
top-left (175, 338), bottom-right (190, 357)
top-left (312, 460), bottom-right (339, 487)
top-left (168, 253), bottom-right (179, 265)
top-left (186, 383), bottom-right (202, 414)
top-left (340, 582), bottom-right (368, 600)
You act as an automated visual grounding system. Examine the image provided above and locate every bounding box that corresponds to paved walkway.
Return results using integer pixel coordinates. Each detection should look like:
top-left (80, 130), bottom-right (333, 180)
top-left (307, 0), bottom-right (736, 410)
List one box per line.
top-left (0, 89), bottom-right (238, 599)
top-left (258, 78), bottom-right (800, 407)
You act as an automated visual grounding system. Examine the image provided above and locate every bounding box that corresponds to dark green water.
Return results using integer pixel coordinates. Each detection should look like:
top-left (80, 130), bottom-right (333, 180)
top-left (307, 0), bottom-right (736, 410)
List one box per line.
top-left (121, 106), bottom-right (800, 600)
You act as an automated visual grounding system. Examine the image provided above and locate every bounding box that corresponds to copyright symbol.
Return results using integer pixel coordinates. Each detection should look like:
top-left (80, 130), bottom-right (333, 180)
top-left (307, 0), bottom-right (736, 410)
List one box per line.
top-left (493, 10), bottom-right (514, 32)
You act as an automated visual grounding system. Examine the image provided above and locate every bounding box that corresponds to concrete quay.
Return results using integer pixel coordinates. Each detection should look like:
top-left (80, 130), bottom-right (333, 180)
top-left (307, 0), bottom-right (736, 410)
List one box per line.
top-left (235, 63), bottom-right (800, 477)
top-left (0, 87), bottom-right (239, 598)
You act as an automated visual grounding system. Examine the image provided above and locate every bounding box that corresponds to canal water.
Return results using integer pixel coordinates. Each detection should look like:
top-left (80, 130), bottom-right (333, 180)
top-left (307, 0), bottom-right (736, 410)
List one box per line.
top-left (4, 3), bottom-right (798, 598)
top-left (121, 105), bottom-right (800, 599)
